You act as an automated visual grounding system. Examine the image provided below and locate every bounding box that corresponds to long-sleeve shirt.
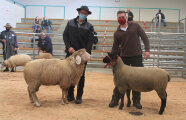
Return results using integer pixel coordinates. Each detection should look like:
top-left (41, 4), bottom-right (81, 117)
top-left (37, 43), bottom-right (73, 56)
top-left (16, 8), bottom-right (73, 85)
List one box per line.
top-left (111, 22), bottom-right (150, 57)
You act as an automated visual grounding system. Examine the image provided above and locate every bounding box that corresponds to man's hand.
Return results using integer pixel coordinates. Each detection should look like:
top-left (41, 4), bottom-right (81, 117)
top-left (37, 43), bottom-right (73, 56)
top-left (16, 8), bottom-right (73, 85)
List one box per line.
top-left (144, 52), bottom-right (150, 60)
top-left (14, 48), bottom-right (18, 52)
top-left (68, 47), bottom-right (75, 54)
top-left (2, 39), bottom-right (6, 43)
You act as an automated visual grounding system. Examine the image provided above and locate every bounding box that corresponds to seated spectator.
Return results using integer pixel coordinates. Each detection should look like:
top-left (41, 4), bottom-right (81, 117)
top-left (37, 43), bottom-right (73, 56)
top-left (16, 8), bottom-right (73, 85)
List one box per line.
top-left (32, 16), bottom-right (40, 31)
top-left (156, 10), bottom-right (166, 27)
top-left (92, 31), bottom-right (98, 50)
top-left (31, 25), bottom-right (42, 48)
top-left (127, 8), bottom-right (134, 21)
top-left (41, 16), bottom-right (52, 33)
top-left (38, 33), bottom-right (53, 54)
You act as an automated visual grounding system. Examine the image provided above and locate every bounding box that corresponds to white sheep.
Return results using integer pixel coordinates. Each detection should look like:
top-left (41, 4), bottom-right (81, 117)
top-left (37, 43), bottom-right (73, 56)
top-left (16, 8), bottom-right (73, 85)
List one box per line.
top-left (103, 53), bottom-right (170, 115)
top-left (24, 49), bottom-right (90, 107)
top-left (1, 54), bottom-right (32, 72)
top-left (38, 52), bottom-right (52, 59)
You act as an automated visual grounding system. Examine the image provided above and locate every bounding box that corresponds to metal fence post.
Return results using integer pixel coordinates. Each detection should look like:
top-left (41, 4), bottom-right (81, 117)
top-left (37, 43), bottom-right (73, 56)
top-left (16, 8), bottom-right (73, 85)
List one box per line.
top-left (99, 7), bottom-right (101, 20)
top-left (33, 34), bottom-right (36, 59)
top-left (139, 8), bottom-right (140, 21)
top-left (184, 35), bottom-right (186, 78)
top-left (184, 18), bottom-right (186, 33)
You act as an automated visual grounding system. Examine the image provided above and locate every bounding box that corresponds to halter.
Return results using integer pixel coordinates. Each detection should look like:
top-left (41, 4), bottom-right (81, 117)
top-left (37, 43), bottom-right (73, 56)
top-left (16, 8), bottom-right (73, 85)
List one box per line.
top-left (104, 55), bottom-right (119, 68)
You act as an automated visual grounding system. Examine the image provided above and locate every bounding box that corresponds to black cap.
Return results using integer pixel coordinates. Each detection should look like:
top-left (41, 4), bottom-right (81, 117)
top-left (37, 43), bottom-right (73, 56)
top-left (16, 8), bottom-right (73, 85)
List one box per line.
top-left (77, 6), bottom-right (92, 15)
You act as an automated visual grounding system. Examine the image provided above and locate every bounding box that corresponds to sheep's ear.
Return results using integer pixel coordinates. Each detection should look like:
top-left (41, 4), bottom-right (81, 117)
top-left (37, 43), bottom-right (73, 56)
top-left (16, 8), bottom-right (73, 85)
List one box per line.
top-left (75, 55), bottom-right (81, 65)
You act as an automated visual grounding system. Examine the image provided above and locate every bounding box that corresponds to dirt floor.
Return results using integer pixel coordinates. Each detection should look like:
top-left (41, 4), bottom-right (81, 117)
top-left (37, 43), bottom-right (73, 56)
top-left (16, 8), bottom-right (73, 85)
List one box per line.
top-left (0, 71), bottom-right (186, 120)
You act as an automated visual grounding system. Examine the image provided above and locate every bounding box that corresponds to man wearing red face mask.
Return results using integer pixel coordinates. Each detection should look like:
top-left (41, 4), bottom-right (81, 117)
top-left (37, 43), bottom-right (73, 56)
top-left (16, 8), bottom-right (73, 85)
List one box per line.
top-left (109, 10), bottom-right (150, 109)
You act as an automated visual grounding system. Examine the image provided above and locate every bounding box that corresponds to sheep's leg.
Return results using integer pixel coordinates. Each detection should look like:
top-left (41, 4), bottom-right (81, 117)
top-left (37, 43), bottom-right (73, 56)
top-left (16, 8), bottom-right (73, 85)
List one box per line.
top-left (119, 93), bottom-right (125, 110)
top-left (31, 92), bottom-right (40, 107)
top-left (28, 85), bottom-right (40, 107)
top-left (118, 87), bottom-right (126, 110)
top-left (157, 90), bottom-right (167, 115)
top-left (64, 89), bottom-right (69, 104)
top-left (126, 89), bottom-right (131, 107)
top-left (27, 87), bottom-right (34, 103)
top-left (61, 89), bottom-right (65, 105)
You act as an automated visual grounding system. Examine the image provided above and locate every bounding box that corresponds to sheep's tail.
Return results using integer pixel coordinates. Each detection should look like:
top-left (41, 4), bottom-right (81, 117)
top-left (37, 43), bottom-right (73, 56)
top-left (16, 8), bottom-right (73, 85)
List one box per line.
top-left (168, 74), bottom-right (171, 82)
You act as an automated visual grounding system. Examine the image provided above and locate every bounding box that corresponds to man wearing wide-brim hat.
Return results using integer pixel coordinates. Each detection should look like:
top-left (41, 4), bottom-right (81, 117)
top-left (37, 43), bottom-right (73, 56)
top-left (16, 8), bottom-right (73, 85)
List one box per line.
top-left (63, 6), bottom-right (95, 104)
top-left (0, 23), bottom-right (18, 72)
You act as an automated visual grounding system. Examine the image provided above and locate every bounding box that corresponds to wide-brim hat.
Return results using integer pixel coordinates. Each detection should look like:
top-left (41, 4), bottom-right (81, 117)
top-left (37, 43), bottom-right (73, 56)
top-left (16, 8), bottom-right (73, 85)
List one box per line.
top-left (77, 6), bottom-right (92, 15)
top-left (4, 23), bottom-right (12, 28)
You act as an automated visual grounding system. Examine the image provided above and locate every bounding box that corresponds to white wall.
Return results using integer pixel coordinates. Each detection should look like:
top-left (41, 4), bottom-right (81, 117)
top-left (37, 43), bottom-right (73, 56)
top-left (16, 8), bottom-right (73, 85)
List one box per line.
top-left (13, 0), bottom-right (186, 22)
top-left (0, 0), bottom-right (24, 32)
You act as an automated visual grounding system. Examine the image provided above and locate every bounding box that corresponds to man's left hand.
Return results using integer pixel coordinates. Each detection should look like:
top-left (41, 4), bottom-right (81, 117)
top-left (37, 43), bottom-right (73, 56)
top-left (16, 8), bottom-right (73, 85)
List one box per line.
top-left (144, 52), bottom-right (150, 60)
top-left (14, 48), bottom-right (18, 51)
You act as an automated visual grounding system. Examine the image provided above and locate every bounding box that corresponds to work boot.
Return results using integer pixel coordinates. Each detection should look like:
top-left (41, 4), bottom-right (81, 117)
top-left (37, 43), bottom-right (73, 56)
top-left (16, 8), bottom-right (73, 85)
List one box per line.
top-left (109, 87), bottom-right (121, 107)
top-left (133, 91), bottom-right (142, 109)
top-left (75, 97), bottom-right (82, 104)
top-left (68, 95), bottom-right (75, 102)
top-left (3, 67), bottom-right (9, 72)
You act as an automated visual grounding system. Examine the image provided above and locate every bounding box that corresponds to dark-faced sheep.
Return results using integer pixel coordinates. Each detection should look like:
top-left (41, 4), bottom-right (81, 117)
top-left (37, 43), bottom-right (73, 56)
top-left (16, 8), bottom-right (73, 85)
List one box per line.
top-left (1, 54), bottom-right (32, 71)
top-left (24, 49), bottom-right (90, 106)
top-left (103, 53), bottom-right (170, 115)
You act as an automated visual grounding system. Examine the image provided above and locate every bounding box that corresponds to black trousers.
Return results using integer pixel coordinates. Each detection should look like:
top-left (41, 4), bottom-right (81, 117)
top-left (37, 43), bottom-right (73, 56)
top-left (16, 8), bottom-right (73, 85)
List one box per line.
top-left (68, 64), bottom-right (86, 99)
top-left (66, 53), bottom-right (87, 99)
top-left (116, 55), bottom-right (144, 103)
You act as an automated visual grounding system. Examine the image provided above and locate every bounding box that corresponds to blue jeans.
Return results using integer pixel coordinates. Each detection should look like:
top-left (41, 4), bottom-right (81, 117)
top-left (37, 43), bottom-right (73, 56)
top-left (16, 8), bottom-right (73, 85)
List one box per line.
top-left (42, 25), bottom-right (51, 33)
top-left (156, 19), bottom-right (167, 27)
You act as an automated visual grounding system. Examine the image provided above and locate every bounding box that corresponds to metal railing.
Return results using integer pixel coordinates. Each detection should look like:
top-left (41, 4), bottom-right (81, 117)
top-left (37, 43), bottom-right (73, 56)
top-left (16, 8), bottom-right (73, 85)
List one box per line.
top-left (94, 32), bottom-right (186, 78)
top-left (178, 17), bottom-right (186, 33)
top-left (0, 32), bottom-right (185, 78)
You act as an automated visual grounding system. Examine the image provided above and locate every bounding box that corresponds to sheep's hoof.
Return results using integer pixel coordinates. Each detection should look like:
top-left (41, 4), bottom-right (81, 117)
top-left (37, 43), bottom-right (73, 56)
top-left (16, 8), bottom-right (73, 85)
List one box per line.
top-left (159, 111), bottom-right (163, 115)
top-left (35, 102), bottom-right (41, 107)
top-left (61, 101), bottom-right (65, 105)
top-left (30, 101), bottom-right (34, 103)
top-left (64, 100), bottom-right (69, 104)
top-left (127, 102), bottom-right (131, 107)
top-left (119, 106), bottom-right (124, 110)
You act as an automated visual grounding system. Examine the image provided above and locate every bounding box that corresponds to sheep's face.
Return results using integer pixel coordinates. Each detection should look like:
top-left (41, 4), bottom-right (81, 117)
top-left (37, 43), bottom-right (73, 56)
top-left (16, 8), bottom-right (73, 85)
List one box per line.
top-left (103, 53), bottom-right (118, 67)
top-left (73, 49), bottom-right (91, 64)
top-left (1, 61), bottom-right (8, 70)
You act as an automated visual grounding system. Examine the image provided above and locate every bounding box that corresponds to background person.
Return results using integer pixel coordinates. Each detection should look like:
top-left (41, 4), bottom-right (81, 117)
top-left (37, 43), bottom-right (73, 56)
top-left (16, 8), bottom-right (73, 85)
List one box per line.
top-left (32, 16), bottom-right (40, 31)
top-left (41, 16), bottom-right (52, 33)
top-left (38, 33), bottom-right (53, 54)
top-left (156, 10), bottom-right (166, 27)
top-left (127, 8), bottom-right (134, 21)
top-left (0, 23), bottom-right (18, 72)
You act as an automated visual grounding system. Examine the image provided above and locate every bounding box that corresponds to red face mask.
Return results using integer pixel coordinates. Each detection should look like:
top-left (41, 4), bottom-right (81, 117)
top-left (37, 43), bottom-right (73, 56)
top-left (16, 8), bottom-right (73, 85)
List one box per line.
top-left (118, 18), bottom-right (126, 25)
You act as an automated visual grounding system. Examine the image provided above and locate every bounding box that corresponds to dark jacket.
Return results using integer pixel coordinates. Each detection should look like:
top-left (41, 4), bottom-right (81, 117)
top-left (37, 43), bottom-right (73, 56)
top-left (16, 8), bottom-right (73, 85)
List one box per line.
top-left (156, 12), bottom-right (165, 19)
top-left (38, 35), bottom-right (53, 54)
top-left (63, 16), bottom-right (94, 56)
top-left (111, 22), bottom-right (150, 57)
top-left (41, 19), bottom-right (52, 27)
top-left (0, 30), bottom-right (18, 60)
top-left (128, 11), bottom-right (134, 21)
top-left (93, 31), bottom-right (98, 44)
